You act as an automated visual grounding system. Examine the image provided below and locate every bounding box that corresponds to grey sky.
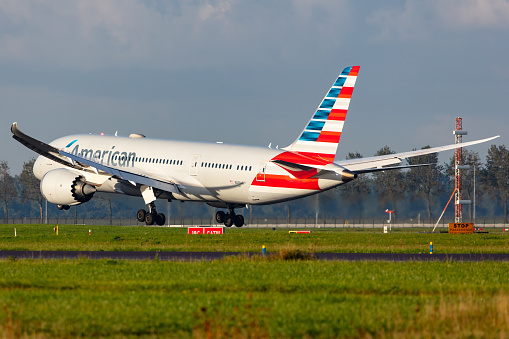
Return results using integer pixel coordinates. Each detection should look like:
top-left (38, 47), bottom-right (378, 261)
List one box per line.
top-left (1, 0), bottom-right (508, 174)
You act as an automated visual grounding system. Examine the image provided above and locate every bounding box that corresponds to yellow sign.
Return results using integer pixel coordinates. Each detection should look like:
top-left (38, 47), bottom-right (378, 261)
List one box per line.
top-left (449, 223), bottom-right (474, 234)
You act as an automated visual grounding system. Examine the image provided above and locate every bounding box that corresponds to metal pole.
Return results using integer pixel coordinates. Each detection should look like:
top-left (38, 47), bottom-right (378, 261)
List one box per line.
top-left (433, 189), bottom-right (457, 233)
top-left (473, 166), bottom-right (476, 224)
top-left (389, 212), bottom-right (392, 233)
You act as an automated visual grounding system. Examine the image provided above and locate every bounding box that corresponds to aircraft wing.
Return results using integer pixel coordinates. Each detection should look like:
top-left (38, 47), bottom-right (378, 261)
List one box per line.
top-left (272, 154), bottom-right (434, 178)
top-left (335, 135), bottom-right (500, 172)
top-left (59, 150), bottom-right (181, 194)
top-left (12, 122), bottom-right (182, 193)
top-left (11, 122), bottom-right (84, 170)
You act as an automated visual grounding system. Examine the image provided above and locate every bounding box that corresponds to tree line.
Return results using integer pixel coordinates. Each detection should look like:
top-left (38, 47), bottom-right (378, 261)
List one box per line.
top-left (339, 144), bottom-right (509, 223)
top-left (0, 144), bottom-right (508, 223)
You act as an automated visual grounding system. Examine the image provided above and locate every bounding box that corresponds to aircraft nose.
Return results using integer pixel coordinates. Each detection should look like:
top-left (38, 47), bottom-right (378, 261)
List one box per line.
top-left (33, 156), bottom-right (48, 180)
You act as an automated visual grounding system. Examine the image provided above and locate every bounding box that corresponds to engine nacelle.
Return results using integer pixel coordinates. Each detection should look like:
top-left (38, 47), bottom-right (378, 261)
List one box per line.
top-left (40, 168), bottom-right (96, 206)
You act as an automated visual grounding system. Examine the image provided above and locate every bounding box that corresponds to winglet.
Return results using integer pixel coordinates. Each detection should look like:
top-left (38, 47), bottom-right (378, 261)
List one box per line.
top-left (11, 122), bottom-right (82, 169)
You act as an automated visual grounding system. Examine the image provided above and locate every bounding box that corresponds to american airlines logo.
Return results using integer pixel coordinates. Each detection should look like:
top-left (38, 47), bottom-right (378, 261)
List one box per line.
top-left (67, 141), bottom-right (137, 168)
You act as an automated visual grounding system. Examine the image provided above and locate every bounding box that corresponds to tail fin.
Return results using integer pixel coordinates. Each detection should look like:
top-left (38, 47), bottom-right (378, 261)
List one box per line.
top-left (285, 66), bottom-right (359, 162)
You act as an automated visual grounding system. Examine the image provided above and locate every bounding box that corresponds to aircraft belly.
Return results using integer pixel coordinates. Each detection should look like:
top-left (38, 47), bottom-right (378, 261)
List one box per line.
top-left (192, 174), bottom-right (251, 205)
top-left (172, 186), bottom-right (220, 202)
top-left (249, 185), bottom-right (316, 203)
top-left (218, 187), bottom-right (250, 204)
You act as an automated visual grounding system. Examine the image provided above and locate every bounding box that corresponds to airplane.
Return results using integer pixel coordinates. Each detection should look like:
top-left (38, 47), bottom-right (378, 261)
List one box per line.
top-left (11, 66), bottom-right (499, 227)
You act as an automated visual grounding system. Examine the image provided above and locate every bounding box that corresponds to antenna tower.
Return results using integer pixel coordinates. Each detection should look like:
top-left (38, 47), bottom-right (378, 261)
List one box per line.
top-left (432, 117), bottom-right (471, 232)
top-left (454, 117), bottom-right (469, 223)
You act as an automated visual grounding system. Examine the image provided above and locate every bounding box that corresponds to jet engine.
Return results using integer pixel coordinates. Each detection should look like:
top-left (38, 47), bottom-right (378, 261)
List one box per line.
top-left (40, 168), bottom-right (96, 206)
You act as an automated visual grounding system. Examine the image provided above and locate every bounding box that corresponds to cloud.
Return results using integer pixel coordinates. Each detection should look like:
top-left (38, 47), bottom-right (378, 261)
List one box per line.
top-left (0, 0), bottom-right (352, 71)
top-left (367, 0), bottom-right (509, 42)
top-left (436, 0), bottom-right (509, 30)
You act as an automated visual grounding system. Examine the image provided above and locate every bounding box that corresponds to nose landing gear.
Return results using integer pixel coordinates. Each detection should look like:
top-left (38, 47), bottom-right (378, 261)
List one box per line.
top-left (137, 201), bottom-right (166, 226)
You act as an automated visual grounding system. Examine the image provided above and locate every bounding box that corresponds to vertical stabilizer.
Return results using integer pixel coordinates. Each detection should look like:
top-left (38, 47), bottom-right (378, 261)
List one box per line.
top-left (286, 66), bottom-right (359, 162)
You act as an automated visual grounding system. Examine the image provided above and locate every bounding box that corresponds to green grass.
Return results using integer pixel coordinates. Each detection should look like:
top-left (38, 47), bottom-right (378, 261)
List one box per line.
top-left (0, 259), bottom-right (508, 338)
top-left (2, 225), bottom-right (509, 337)
top-left (1, 224), bottom-right (509, 253)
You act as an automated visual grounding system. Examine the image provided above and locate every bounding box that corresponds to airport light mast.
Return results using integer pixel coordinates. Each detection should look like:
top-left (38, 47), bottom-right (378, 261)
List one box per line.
top-left (454, 117), bottom-right (471, 223)
top-left (432, 117), bottom-right (473, 232)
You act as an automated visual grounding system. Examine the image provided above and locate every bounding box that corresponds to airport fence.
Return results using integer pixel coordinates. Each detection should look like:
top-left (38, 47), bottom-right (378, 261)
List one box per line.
top-left (2, 217), bottom-right (509, 228)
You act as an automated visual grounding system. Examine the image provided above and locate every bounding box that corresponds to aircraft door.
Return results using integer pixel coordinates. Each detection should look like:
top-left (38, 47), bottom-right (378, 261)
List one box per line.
top-left (190, 155), bottom-right (200, 176)
top-left (256, 161), bottom-right (267, 182)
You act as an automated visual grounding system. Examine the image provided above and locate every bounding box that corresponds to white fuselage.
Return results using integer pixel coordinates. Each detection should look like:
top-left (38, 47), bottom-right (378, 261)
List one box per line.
top-left (34, 134), bottom-right (349, 207)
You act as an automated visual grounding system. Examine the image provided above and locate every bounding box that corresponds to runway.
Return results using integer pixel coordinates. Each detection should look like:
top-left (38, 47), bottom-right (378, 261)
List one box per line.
top-left (1, 250), bottom-right (509, 261)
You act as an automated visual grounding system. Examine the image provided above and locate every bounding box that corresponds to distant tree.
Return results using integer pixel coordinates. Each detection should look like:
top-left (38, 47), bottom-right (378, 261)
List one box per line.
top-left (372, 146), bottom-right (405, 221)
top-left (19, 158), bottom-right (45, 222)
top-left (94, 195), bottom-right (113, 225)
top-left (340, 152), bottom-right (371, 222)
top-left (482, 145), bottom-right (509, 223)
top-left (407, 146), bottom-right (445, 223)
top-left (0, 161), bottom-right (16, 221)
top-left (446, 149), bottom-right (482, 221)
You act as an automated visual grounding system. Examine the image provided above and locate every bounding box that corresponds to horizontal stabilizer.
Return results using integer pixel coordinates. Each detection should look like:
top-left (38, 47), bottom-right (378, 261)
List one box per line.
top-left (271, 159), bottom-right (317, 172)
top-left (271, 157), bottom-right (356, 182)
top-left (271, 159), bottom-right (319, 179)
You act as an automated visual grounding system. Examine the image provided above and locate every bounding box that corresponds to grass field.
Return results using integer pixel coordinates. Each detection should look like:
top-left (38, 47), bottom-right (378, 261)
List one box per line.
top-left (1, 224), bottom-right (509, 253)
top-left (1, 224), bottom-right (509, 338)
top-left (1, 259), bottom-right (509, 338)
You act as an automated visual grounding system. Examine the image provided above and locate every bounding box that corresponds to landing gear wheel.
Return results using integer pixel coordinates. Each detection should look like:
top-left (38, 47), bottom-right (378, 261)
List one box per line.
top-left (224, 213), bottom-right (234, 227)
top-left (137, 209), bottom-right (147, 222)
top-left (215, 211), bottom-right (225, 223)
top-left (63, 205), bottom-right (70, 210)
top-left (234, 215), bottom-right (244, 227)
top-left (145, 213), bottom-right (155, 225)
top-left (155, 213), bottom-right (166, 226)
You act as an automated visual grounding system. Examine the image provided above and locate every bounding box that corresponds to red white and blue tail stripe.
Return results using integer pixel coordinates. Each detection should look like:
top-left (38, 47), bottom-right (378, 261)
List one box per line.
top-left (286, 66), bottom-right (359, 163)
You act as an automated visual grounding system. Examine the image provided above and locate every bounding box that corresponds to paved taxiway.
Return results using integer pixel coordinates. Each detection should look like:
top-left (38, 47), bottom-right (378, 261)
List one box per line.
top-left (1, 251), bottom-right (509, 261)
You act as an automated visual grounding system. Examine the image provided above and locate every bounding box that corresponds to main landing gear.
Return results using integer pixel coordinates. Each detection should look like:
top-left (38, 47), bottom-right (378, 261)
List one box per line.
top-left (215, 208), bottom-right (244, 227)
top-left (137, 202), bottom-right (166, 226)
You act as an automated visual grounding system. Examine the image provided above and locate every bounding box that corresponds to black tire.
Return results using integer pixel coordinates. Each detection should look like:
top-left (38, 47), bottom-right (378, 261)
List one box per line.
top-left (63, 205), bottom-right (70, 210)
top-left (155, 213), bottom-right (166, 226)
top-left (145, 212), bottom-right (155, 225)
top-left (234, 215), bottom-right (244, 227)
top-left (215, 211), bottom-right (225, 223)
top-left (137, 209), bottom-right (146, 222)
top-left (57, 205), bottom-right (63, 210)
top-left (224, 213), bottom-right (233, 227)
